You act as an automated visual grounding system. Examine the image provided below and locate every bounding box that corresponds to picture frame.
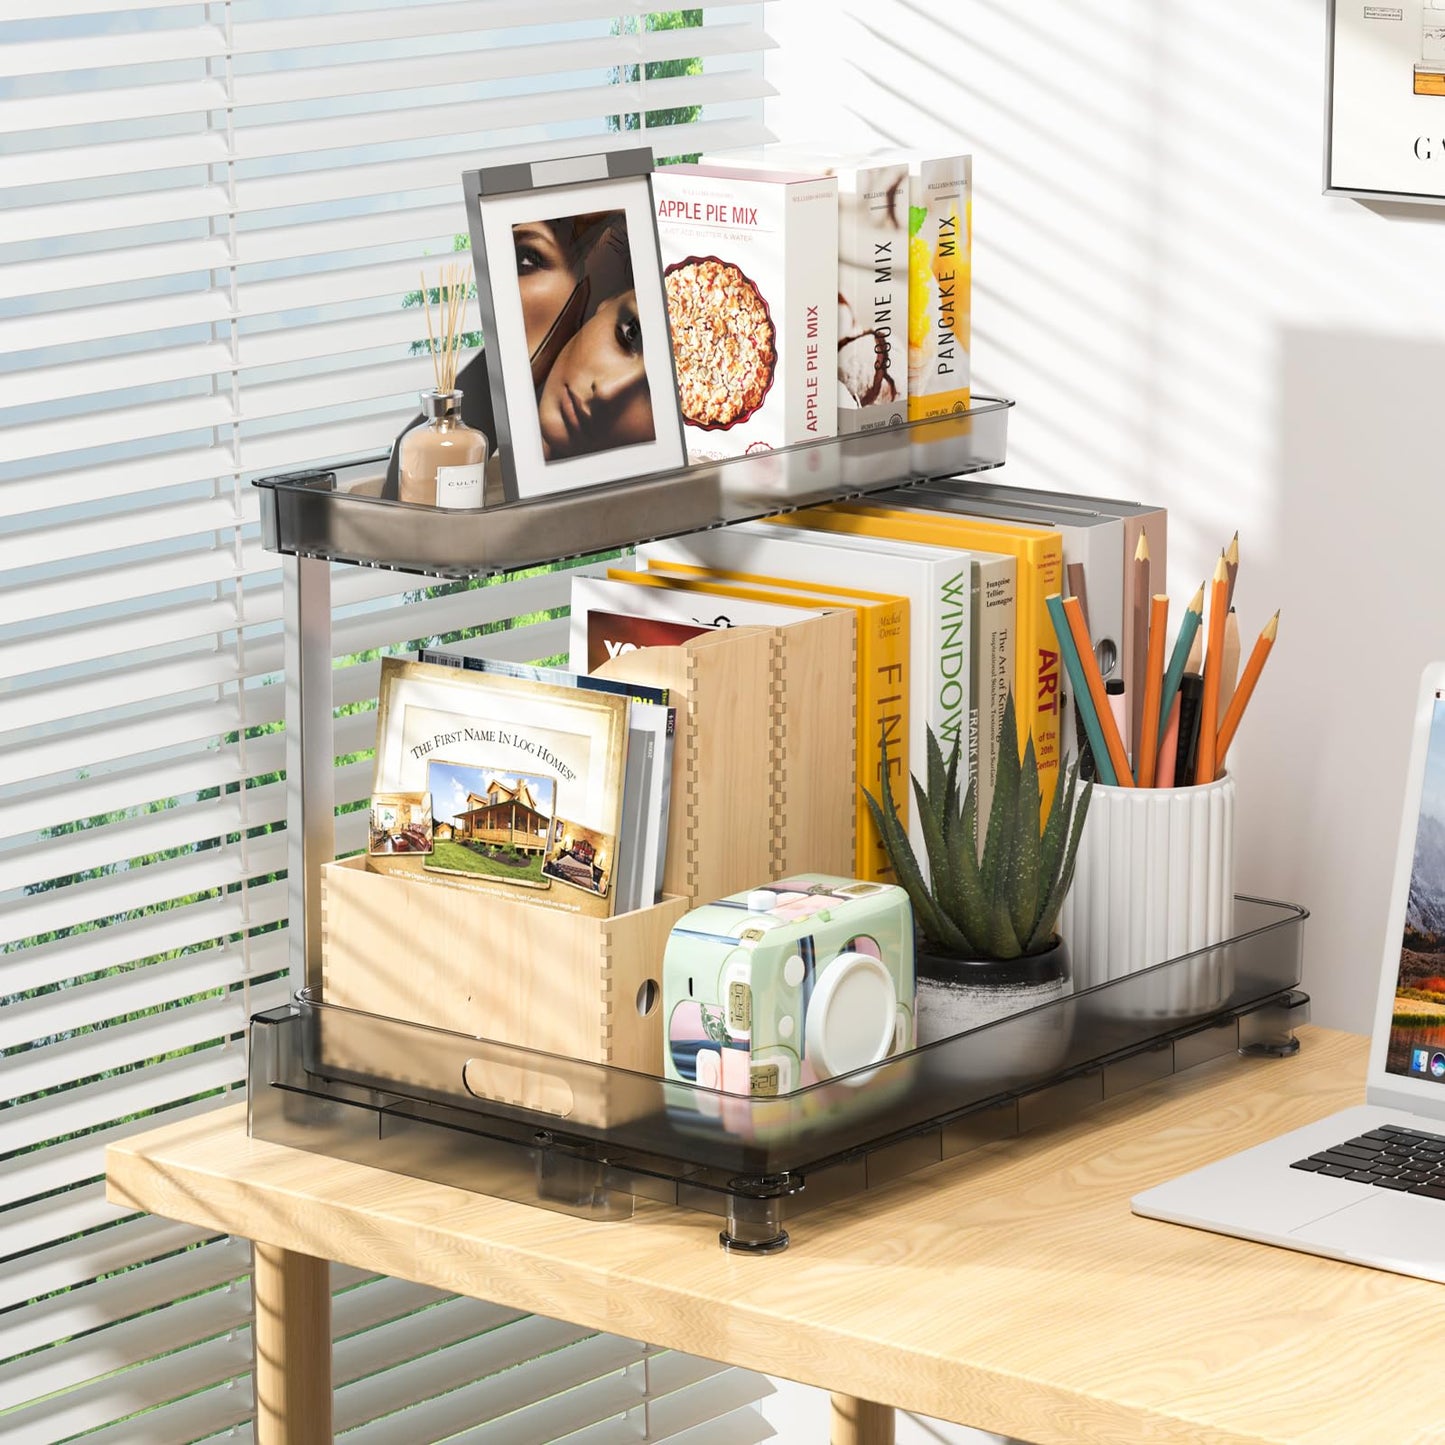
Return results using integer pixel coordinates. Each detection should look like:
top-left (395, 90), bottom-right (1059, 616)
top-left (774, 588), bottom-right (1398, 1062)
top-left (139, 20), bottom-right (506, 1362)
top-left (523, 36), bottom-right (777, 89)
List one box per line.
top-left (461, 147), bottom-right (687, 502)
top-left (1326, 0), bottom-right (1445, 203)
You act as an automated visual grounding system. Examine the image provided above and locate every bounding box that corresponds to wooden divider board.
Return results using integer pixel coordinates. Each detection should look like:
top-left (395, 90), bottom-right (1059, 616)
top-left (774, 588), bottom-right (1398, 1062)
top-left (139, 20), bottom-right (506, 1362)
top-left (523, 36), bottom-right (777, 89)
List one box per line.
top-left (596, 612), bottom-right (855, 905)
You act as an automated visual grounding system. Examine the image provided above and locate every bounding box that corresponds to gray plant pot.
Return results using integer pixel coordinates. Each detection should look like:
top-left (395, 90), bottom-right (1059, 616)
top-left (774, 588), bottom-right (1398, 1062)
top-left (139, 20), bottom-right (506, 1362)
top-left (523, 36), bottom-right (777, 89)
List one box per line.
top-left (915, 935), bottom-right (1072, 1056)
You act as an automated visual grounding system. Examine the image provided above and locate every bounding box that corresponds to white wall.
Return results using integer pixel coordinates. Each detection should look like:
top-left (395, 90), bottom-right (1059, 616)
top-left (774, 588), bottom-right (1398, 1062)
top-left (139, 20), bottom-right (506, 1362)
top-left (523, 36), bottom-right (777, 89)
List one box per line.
top-left (761, 3), bottom-right (1445, 1439)
top-left (768, 0), bottom-right (1445, 1037)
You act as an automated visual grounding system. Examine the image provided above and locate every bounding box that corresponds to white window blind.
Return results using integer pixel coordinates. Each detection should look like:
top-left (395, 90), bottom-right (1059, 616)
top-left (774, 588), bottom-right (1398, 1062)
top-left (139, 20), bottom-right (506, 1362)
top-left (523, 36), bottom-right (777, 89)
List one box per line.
top-left (0, 2), bottom-right (777, 1439)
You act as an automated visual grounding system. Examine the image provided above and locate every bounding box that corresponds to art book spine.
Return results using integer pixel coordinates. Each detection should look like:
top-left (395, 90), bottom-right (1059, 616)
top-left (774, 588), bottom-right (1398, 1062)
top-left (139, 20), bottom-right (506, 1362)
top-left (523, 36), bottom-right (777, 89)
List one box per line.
top-left (609, 565), bottom-right (908, 883)
top-left (775, 503), bottom-right (1061, 819)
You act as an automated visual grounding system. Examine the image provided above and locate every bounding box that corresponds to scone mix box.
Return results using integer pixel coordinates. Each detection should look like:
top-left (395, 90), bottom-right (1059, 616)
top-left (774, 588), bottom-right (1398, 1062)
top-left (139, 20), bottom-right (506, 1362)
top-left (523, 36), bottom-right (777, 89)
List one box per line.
top-left (653, 164), bottom-right (838, 460)
top-left (700, 146), bottom-right (909, 434)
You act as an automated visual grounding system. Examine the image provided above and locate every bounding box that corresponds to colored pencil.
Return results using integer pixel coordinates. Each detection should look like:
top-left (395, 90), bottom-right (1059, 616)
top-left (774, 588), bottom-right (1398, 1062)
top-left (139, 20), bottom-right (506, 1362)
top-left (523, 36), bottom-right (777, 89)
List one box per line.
top-left (1215, 611), bottom-right (1280, 771)
top-left (1155, 582), bottom-right (1204, 761)
top-left (1195, 553), bottom-right (1229, 787)
top-left (1064, 562), bottom-right (1096, 780)
top-left (1217, 607), bottom-right (1241, 726)
top-left (1046, 593), bottom-right (1118, 787)
top-left (1136, 592), bottom-right (1169, 786)
top-left (1224, 530), bottom-right (1240, 611)
top-left (1155, 695), bottom-right (1181, 787)
top-left (1063, 594), bottom-right (1134, 787)
top-left (1130, 533), bottom-right (1150, 761)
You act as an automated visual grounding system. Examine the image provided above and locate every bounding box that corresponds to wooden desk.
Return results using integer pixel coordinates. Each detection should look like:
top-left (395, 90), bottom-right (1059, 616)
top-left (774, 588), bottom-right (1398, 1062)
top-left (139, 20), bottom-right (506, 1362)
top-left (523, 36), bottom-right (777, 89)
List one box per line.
top-left (107, 1026), bottom-right (1440, 1445)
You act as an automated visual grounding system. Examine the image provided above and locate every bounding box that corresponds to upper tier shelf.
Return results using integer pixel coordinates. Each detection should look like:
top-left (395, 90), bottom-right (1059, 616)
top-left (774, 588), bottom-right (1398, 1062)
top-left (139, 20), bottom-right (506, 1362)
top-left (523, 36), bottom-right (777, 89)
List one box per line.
top-left (255, 397), bottom-right (1012, 579)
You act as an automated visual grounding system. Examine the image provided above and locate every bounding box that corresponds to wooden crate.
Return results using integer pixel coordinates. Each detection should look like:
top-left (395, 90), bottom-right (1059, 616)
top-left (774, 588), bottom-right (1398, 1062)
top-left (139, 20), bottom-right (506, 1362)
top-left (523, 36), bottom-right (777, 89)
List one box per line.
top-left (594, 611), bottom-right (855, 905)
top-left (320, 855), bottom-right (687, 1074)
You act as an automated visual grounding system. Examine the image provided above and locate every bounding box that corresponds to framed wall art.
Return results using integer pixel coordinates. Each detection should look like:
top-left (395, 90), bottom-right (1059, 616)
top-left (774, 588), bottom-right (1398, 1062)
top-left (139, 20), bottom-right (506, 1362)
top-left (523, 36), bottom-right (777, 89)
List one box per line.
top-left (461, 147), bottom-right (687, 502)
top-left (1327, 0), bottom-right (1445, 201)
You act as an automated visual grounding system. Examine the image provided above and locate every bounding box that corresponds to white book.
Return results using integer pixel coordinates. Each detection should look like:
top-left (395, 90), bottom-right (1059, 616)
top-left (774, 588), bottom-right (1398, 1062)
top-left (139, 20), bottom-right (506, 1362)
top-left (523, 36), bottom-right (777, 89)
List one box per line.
top-left (637, 521), bottom-right (1016, 875)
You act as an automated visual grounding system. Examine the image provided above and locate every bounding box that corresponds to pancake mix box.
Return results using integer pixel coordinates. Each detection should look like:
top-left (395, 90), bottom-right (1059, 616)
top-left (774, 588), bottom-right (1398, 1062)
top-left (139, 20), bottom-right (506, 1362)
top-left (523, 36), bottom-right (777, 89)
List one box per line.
top-left (653, 164), bottom-right (838, 459)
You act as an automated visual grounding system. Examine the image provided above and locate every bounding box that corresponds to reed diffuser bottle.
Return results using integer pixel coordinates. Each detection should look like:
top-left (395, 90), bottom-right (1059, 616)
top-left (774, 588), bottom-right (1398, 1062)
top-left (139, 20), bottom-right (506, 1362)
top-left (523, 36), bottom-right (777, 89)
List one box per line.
top-left (399, 263), bottom-right (489, 508)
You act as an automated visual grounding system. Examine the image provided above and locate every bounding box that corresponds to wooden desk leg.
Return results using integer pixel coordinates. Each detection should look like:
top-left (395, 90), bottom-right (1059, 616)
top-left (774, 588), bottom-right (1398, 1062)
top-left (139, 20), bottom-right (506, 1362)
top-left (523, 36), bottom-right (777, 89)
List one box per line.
top-left (831, 1393), bottom-right (895, 1445)
top-left (253, 1242), bottom-right (332, 1444)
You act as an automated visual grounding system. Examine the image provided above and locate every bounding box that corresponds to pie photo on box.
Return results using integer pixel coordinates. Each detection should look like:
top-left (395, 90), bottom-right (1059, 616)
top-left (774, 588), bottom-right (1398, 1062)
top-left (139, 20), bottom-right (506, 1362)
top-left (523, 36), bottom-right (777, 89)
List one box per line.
top-left (663, 255), bottom-right (776, 430)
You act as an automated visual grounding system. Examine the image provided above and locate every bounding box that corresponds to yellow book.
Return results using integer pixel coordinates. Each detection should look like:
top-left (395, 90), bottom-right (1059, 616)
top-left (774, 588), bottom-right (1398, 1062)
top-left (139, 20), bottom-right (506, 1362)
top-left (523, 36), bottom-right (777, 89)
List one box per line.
top-left (772, 502), bottom-right (1064, 819)
top-left (607, 565), bottom-right (909, 883)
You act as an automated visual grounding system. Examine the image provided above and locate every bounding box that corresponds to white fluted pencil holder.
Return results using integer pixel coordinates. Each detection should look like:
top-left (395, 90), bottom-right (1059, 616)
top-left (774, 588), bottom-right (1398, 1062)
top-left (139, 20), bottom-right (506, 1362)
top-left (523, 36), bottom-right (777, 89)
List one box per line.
top-left (1057, 772), bottom-right (1236, 1015)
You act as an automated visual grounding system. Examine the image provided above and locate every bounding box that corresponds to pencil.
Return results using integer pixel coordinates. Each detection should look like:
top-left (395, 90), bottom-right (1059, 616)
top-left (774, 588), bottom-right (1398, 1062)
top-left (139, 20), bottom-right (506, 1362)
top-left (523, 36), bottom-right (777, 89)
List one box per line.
top-left (1215, 610), bottom-right (1280, 771)
top-left (1130, 533), bottom-right (1150, 763)
top-left (1046, 593), bottom-right (1119, 787)
top-left (1136, 592), bottom-right (1169, 787)
top-left (1155, 582), bottom-right (1204, 763)
top-left (1155, 694), bottom-right (1181, 787)
top-left (1217, 606), bottom-right (1241, 726)
top-left (1224, 530), bottom-right (1240, 611)
top-left (1195, 553), bottom-right (1229, 787)
top-left (1064, 561), bottom-right (1096, 780)
top-left (1063, 593), bottom-right (1134, 787)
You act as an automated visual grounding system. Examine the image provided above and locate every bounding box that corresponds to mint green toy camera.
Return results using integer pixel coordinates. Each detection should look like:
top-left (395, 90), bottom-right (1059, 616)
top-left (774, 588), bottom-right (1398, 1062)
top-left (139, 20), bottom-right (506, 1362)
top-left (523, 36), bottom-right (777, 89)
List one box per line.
top-left (662, 874), bottom-right (916, 1096)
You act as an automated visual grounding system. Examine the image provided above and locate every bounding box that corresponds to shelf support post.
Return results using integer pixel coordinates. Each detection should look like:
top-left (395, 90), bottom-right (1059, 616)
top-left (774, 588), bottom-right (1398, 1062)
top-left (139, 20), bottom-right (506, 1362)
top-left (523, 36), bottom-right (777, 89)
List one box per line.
top-left (284, 555), bottom-right (333, 993)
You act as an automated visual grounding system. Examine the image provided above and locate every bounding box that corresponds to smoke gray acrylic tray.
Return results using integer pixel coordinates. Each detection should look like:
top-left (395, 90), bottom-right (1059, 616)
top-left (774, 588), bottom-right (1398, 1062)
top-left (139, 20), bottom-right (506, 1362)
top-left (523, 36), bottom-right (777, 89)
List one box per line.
top-left (254, 397), bottom-right (1013, 578)
top-left (249, 896), bottom-right (1309, 1253)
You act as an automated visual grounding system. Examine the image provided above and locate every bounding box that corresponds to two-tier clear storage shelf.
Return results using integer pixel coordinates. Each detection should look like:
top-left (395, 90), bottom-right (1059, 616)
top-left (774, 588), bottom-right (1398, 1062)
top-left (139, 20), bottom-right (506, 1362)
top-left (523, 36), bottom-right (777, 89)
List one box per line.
top-left (251, 399), bottom-right (1310, 1252)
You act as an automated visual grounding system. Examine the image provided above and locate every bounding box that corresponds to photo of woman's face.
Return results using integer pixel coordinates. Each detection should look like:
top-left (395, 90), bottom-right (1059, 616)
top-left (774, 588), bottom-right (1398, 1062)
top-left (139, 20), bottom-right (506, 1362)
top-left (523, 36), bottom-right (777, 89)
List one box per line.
top-left (513, 221), bottom-right (578, 358)
top-left (536, 290), bottom-right (655, 461)
top-left (511, 209), bottom-right (657, 463)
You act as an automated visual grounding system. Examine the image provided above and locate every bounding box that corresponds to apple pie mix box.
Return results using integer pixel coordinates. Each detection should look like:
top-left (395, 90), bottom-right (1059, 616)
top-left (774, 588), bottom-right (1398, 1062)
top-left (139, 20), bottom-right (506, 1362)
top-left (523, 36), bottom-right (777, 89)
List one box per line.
top-left (653, 164), bottom-right (838, 460)
top-left (700, 146), bottom-right (910, 435)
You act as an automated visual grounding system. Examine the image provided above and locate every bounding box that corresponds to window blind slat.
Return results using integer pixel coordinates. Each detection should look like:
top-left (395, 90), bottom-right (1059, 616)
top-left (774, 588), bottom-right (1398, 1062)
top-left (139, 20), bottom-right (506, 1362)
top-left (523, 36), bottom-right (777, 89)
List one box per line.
top-left (0, 1274), bottom-right (251, 1416)
top-left (231, 0), bottom-right (773, 55)
top-left (231, 72), bottom-right (772, 163)
top-left (4, 982), bottom-right (290, 1113)
top-left (230, 24), bottom-right (772, 110)
top-left (0, 494), bottom-right (253, 574)
top-left (0, 78), bottom-right (230, 135)
top-left (0, 237), bottom-right (233, 304)
top-left (0, 289), bottom-right (232, 355)
top-left (0, 1214), bottom-right (218, 1316)
top-left (0, 1235), bottom-right (250, 1366)
top-left (2, 341), bottom-right (237, 411)
top-left (0, 446), bottom-right (235, 520)
top-left (0, 882), bottom-right (286, 1005)
top-left (0, 392), bottom-right (236, 465)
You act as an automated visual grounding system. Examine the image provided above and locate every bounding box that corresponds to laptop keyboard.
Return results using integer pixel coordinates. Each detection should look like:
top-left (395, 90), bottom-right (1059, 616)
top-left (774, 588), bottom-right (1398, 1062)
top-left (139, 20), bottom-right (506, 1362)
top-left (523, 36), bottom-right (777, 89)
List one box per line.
top-left (1292, 1124), bottom-right (1445, 1198)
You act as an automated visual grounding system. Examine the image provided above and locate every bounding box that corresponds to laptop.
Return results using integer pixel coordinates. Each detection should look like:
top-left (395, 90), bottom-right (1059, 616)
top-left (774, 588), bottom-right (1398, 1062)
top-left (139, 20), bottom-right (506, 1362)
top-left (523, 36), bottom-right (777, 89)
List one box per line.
top-left (1132, 662), bottom-right (1445, 1282)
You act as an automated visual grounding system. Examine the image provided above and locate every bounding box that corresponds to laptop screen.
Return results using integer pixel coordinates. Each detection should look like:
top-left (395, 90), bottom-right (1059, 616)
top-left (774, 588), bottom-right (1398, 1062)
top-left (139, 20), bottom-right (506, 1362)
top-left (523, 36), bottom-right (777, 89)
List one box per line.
top-left (1387, 688), bottom-right (1445, 1081)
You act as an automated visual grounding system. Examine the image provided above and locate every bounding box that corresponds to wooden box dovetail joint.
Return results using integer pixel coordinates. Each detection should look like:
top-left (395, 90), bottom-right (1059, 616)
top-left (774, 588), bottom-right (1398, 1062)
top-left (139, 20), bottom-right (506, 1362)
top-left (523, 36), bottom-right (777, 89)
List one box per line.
top-left (594, 612), bottom-right (855, 905)
top-left (320, 855), bottom-right (688, 1074)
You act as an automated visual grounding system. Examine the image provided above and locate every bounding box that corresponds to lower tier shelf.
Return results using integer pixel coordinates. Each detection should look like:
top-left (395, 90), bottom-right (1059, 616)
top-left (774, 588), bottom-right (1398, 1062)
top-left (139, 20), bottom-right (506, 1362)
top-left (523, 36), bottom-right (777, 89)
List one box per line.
top-left (249, 895), bottom-right (1308, 1251)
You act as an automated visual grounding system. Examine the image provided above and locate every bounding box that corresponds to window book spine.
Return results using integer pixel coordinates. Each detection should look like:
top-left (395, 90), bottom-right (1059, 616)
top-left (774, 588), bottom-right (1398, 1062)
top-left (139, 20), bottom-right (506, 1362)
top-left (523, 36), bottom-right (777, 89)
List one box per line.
top-left (606, 565), bottom-right (908, 884)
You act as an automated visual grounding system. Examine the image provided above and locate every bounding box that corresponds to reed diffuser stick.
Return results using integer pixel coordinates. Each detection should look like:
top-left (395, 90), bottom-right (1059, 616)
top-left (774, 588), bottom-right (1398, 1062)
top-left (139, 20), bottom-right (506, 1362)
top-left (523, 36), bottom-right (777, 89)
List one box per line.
top-left (421, 263), bottom-right (473, 395)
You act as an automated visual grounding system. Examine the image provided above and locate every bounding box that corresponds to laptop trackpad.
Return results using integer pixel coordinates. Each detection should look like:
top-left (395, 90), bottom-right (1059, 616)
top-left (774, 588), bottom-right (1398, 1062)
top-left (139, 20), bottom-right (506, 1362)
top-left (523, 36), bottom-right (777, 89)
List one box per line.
top-left (1293, 1192), bottom-right (1445, 1282)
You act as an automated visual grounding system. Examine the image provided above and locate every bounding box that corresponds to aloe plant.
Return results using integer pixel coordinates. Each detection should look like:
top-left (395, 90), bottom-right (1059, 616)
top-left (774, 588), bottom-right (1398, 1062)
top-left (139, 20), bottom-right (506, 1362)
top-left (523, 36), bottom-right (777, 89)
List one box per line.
top-left (863, 693), bottom-right (1092, 961)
